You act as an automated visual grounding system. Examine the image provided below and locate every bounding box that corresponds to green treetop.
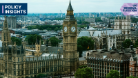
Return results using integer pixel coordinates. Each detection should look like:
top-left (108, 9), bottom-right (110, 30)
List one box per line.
top-left (25, 34), bottom-right (42, 45)
top-left (49, 36), bottom-right (61, 46)
top-left (77, 36), bottom-right (94, 57)
top-left (75, 67), bottom-right (94, 78)
top-left (106, 70), bottom-right (120, 78)
top-left (11, 37), bottom-right (22, 46)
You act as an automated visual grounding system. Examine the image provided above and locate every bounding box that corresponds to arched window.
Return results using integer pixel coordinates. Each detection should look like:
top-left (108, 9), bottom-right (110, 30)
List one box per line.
top-left (87, 53), bottom-right (89, 56)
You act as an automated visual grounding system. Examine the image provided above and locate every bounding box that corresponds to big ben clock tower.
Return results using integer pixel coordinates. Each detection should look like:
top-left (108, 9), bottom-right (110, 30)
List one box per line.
top-left (63, 0), bottom-right (78, 74)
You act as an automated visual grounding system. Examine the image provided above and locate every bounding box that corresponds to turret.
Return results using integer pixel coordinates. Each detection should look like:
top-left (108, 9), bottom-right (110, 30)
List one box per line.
top-left (2, 16), bottom-right (11, 45)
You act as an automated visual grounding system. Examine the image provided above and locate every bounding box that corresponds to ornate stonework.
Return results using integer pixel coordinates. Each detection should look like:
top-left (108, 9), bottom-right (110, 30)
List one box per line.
top-left (0, 2), bottom-right (79, 78)
top-left (63, 1), bottom-right (79, 74)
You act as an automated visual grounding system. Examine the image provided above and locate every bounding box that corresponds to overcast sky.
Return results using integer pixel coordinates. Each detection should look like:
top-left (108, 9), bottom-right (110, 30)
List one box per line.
top-left (0, 0), bottom-right (137, 13)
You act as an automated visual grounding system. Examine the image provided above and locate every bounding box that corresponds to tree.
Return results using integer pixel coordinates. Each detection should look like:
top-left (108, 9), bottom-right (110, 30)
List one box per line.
top-left (75, 67), bottom-right (94, 78)
top-left (54, 27), bottom-right (59, 31)
top-left (95, 17), bottom-right (103, 22)
top-left (25, 34), bottom-right (42, 45)
top-left (79, 65), bottom-right (87, 68)
top-left (131, 17), bottom-right (138, 23)
top-left (47, 28), bottom-right (51, 31)
top-left (77, 36), bottom-right (94, 57)
top-left (77, 20), bottom-right (82, 24)
top-left (122, 39), bottom-right (133, 48)
top-left (11, 37), bottom-right (22, 46)
top-left (77, 25), bottom-right (87, 28)
top-left (82, 21), bottom-right (89, 24)
top-left (106, 70), bottom-right (120, 78)
top-left (49, 37), bottom-right (61, 46)
top-left (26, 25), bottom-right (62, 30)
top-left (36, 73), bottom-right (47, 78)
top-left (134, 39), bottom-right (138, 48)
top-left (127, 76), bottom-right (138, 78)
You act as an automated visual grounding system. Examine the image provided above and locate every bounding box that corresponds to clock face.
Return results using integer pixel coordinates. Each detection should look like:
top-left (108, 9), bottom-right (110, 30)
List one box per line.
top-left (71, 26), bottom-right (76, 32)
top-left (64, 26), bottom-right (67, 32)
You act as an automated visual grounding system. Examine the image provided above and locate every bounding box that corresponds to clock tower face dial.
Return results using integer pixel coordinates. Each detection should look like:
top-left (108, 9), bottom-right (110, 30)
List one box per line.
top-left (71, 26), bottom-right (76, 32)
top-left (64, 26), bottom-right (67, 32)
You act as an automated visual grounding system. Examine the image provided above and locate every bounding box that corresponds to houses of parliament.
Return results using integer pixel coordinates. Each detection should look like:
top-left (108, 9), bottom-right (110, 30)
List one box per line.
top-left (0, 1), bottom-right (79, 78)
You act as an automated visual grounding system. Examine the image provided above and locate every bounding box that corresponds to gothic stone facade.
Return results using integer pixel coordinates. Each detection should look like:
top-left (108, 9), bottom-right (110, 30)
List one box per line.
top-left (63, 1), bottom-right (78, 74)
top-left (0, 1), bottom-right (79, 78)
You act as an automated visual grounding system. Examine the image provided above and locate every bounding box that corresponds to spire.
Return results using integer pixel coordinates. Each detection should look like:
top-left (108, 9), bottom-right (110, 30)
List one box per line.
top-left (4, 15), bottom-right (6, 20)
top-left (3, 15), bottom-right (8, 29)
top-left (67, 0), bottom-right (73, 11)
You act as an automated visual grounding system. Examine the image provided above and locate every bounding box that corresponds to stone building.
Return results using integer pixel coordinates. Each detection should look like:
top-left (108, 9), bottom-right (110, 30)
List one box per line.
top-left (92, 31), bottom-right (117, 51)
top-left (0, 1), bottom-right (79, 78)
top-left (116, 34), bottom-right (138, 49)
top-left (129, 47), bottom-right (138, 77)
top-left (0, 16), bottom-right (63, 78)
top-left (114, 16), bottom-right (131, 36)
top-left (7, 16), bottom-right (17, 29)
top-left (113, 16), bottom-right (138, 49)
top-left (87, 49), bottom-right (134, 78)
top-left (85, 18), bottom-right (95, 23)
top-left (63, 0), bottom-right (78, 74)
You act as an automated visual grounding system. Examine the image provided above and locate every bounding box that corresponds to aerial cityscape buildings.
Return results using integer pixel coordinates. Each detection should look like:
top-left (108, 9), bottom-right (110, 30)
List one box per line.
top-left (0, 0), bottom-right (138, 78)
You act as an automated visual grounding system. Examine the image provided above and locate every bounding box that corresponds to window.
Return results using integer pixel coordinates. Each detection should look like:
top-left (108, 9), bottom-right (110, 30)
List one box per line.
top-left (34, 69), bottom-right (37, 74)
top-left (22, 64), bottom-right (23, 69)
top-left (18, 65), bottom-right (19, 69)
top-left (5, 69), bottom-right (7, 73)
top-left (14, 71), bottom-right (16, 75)
top-left (14, 64), bottom-right (16, 69)
top-left (18, 58), bottom-right (19, 62)
top-left (18, 71), bottom-right (20, 75)
top-left (5, 63), bottom-right (7, 68)
top-left (22, 57), bottom-right (23, 62)
top-left (22, 71), bottom-right (23, 75)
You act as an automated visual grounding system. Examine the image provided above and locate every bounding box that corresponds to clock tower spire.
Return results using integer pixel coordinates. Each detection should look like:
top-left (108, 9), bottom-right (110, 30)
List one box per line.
top-left (63, 0), bottom-right (78, 74)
